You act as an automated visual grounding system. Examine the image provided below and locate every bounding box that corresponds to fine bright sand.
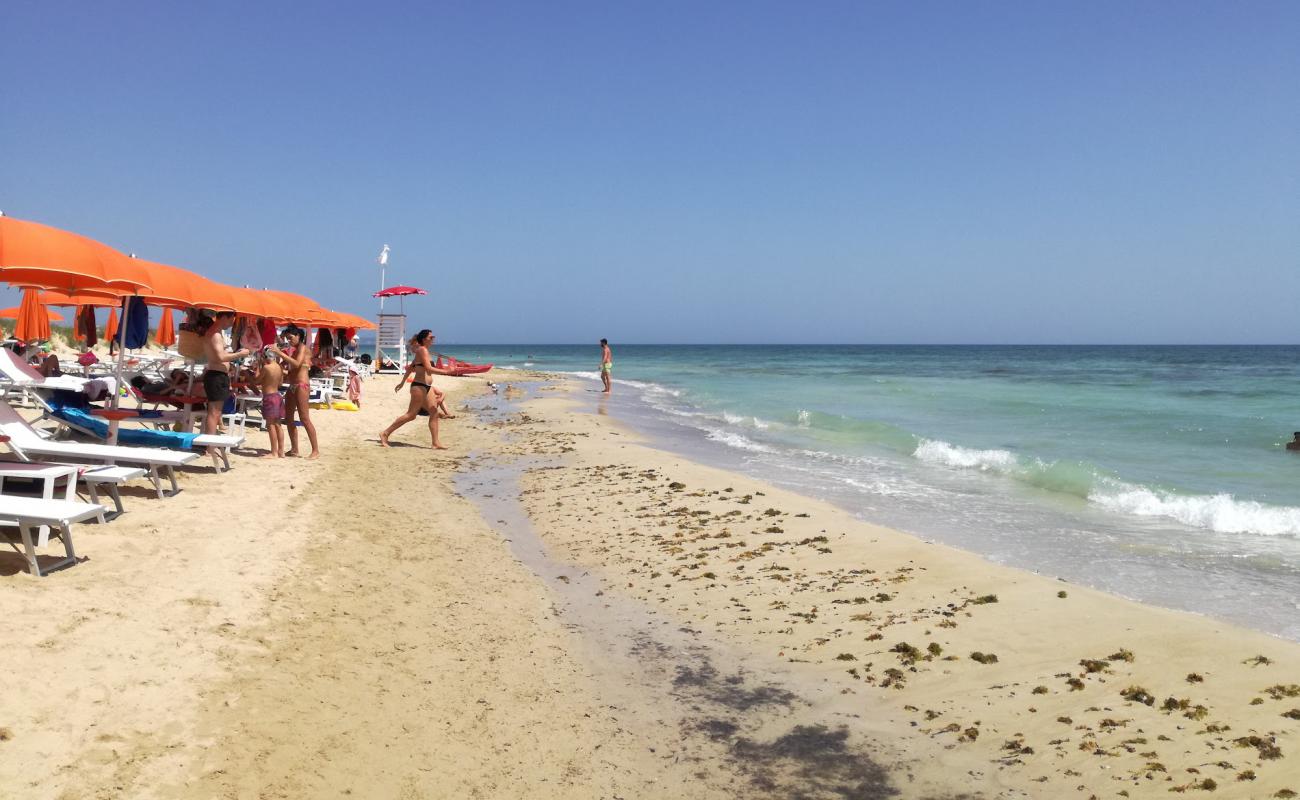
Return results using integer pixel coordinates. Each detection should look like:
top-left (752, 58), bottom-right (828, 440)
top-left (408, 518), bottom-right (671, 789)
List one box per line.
top-left (0, 372), bottom-right (1297, 799)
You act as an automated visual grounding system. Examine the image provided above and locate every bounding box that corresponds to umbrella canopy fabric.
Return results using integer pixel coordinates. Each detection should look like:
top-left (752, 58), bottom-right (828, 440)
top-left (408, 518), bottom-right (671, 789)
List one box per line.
top-left (15, 288), bottom-right (51, 341)
top-left (263, 290), bottom-right (324, 324)
top-left (0, 216), bottom-right (152, 295)
top-left (39, 290), bottom-right (119, 307)
top-left (0, 305), bottom-right (63, 322)
top-left (156, 306), bottom-right (176, 347)
top-left (335, 311), bottom-right (377, 330)
top-left (104, 307), bottom-right (119, 342)
top-left (130, 260), bottom-right (236, 311)
top-left (15, 287), bottom-right (52, 340)
top-left (227, 286), bottom-right (294, 321)
top-left (373, 285), bottom-right (427, 298)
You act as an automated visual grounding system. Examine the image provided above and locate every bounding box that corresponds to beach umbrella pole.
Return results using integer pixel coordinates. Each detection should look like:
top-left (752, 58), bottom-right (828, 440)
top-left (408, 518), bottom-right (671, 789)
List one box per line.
top-left (110, 297), bottom-right (132, 411)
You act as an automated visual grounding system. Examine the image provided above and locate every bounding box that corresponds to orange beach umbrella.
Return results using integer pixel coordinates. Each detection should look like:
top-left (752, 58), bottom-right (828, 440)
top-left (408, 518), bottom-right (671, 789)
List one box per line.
top-left (14, 287), bottom-right (52, 341)
top-left (0, 216), bottom-right (152, 295)
top-left (39, 290), bottom-right (120, 308)
top-left (155, 307), bottom-right (176, 347)
top-left (0, 305), bottom-right (63, 323)
top-left (262, 290), bottom-right (323, 324)
top-left (104, 307), bottom-right (119, 342)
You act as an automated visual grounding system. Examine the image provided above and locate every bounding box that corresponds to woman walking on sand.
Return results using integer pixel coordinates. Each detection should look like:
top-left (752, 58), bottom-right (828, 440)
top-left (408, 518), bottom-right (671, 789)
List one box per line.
top-left (269, 326), bottom-right (321, 459)
top-left (380, 329), bottom-right (451, 449)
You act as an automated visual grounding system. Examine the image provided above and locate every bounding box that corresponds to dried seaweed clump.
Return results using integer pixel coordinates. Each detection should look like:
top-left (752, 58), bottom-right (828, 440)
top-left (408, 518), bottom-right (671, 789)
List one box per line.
top-left (1120, 686), bottom-right (1155, 706)
top-left (1234, 735), bottom-right (1282, 760)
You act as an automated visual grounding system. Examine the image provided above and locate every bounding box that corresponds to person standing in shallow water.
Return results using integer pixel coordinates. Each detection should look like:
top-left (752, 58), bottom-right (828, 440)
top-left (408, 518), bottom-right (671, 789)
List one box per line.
top-left (600, 338), bottom-right (612, 394)
top-left (379, 329), bottom-right (451, 450)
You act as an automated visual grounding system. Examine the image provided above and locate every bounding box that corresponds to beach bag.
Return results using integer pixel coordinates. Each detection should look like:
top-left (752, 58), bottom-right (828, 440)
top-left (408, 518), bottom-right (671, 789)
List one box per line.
top-left (76, 351), bottom-right (99, 367)
top-left (177, 329), bottom-right (207, 363)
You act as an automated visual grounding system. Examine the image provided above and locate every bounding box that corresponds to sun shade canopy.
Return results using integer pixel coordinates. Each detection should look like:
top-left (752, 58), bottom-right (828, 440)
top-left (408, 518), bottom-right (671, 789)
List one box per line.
top-left (373, 285), bottom-right (426, 298)
top-left (0, 216), bottom-right (152, 294)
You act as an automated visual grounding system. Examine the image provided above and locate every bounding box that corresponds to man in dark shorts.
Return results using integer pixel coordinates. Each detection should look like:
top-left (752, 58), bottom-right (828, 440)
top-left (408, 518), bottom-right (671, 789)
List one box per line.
top-left (201, 312), bottom-right (250, 461)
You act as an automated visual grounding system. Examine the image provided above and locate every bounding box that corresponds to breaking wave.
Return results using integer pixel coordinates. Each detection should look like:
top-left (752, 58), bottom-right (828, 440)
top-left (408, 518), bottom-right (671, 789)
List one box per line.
top-left (911, 438), bottom-right (1300, 536)
top-left (557, 369), bottom-right (1300, 538)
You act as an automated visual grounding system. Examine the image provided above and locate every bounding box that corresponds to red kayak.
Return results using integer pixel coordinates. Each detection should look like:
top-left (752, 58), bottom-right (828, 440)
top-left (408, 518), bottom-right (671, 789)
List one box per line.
top-left (436, 356), bottom-right (493, 377)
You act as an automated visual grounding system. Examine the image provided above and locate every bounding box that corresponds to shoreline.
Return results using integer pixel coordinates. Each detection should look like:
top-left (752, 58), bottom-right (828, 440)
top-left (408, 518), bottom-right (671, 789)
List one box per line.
top-left (502, 364), bottom-right (1300, 644)
top-left (508, 375), bottom-right (1300, 797)
top-left (1, 369), bottom-right (1295, 798)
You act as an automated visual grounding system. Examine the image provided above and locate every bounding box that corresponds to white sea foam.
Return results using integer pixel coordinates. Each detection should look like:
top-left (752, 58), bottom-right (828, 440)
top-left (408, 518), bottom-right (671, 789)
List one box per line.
top-left (560, 370), bottom-right (682, 397)
top-left (1090, 486), bottom-right (1300, 537)
top-left (722, 411), bottom-right (771, 429)
top-left (795, 409), bottom-right (811, 427)
top-left (913, 439), bottom-right (1018, 471)
top-left (704, 428), bottom-right (777, 453)
top-left (912, 439), bottom-right (1300, 536)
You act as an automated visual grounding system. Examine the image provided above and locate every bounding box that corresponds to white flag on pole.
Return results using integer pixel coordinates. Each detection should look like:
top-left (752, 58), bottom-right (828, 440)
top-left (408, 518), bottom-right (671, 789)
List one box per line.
top-left (377, 244), bottom-right (390, 266)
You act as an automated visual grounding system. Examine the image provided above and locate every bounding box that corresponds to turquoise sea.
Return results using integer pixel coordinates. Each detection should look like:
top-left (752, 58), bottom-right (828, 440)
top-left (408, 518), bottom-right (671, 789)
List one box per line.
top-left (439, 345), bottom-right (1300, 640)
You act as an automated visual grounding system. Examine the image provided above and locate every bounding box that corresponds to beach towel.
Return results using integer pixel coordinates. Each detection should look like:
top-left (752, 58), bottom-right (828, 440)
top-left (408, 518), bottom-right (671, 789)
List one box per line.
top-left (114, 296), bottom-right (150, 349)
top-left (259, 318), bottom-right (278, 348)
top-left (48, 394), bottom-right (194, 449)
top-left (78, 305), bottom-right (98, 347)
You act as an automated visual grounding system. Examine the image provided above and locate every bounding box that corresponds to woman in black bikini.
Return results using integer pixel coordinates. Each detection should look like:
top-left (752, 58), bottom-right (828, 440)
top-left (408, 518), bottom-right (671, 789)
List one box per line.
top-left (379, 330), bottom-right (450, 449)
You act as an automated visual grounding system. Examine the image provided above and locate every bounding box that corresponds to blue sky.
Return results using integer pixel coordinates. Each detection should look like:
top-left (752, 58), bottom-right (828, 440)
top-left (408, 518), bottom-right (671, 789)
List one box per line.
top-left (2, 1), bottom-right (1297, 343)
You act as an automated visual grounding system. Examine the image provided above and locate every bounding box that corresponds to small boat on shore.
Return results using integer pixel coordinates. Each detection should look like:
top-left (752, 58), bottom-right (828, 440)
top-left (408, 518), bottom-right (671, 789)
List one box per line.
top-left (435, 355), bottom-right (493, 377)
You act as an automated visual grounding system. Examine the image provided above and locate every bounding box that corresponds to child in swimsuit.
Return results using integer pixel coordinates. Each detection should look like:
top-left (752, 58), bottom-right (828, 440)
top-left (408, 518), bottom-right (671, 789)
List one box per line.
top-left (257, 351), bottom-right (286, 458)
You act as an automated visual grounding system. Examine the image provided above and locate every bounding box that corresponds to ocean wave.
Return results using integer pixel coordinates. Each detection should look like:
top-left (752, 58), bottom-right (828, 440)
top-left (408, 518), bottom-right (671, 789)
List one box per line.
top-left (914, 439), bottom-right (1018, 471)
top-left (1090, 487), bottom-right (1300, 536)
top-left (788, 409), bottom-right (919, 453)
top-left (722, 411), bottom-right (771, 430)
top-left (911, 437), bottom-right (1300, 536)
top-left (557, 370), bottom-right (681, 396)
top-left (704, 428), bottom-right (777, 453)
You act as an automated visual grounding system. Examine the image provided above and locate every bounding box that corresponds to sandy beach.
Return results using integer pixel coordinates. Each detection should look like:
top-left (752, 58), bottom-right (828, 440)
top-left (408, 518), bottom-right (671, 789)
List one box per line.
top-left (2, 371), bottom-right (1297, 799)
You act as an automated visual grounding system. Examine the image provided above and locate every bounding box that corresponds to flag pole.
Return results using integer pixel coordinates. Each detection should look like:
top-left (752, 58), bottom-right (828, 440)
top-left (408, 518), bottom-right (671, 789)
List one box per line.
top-left (376, 244), bottom-right (389, 365)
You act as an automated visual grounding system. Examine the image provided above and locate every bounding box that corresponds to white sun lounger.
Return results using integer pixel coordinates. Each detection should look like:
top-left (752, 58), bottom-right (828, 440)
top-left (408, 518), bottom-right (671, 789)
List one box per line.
top-left (0, 402), bottom-right (198, 499)
top-left (0, 347), bottom-right (114, 393)
top-left (0, 495), bottom-right (105, 576)
top-left (17, 388), bottom-right (245, 472)
top-left (0, 458), bottom-right (145, 519)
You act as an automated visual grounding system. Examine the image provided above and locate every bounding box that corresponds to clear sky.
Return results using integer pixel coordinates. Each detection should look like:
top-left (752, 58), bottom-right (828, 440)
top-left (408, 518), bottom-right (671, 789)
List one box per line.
top-left (2, 1), bottom-right (1297, 344)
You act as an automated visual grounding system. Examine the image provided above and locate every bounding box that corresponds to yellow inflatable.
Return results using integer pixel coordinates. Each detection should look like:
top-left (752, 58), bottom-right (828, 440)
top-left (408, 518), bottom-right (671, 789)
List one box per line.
top-left (330, 400), bottom-right (359, 412)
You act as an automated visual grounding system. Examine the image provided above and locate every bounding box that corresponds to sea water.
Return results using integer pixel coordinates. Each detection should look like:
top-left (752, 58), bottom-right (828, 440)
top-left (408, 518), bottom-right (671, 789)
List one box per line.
top-left (445, 345), bottom-right (1300, 640)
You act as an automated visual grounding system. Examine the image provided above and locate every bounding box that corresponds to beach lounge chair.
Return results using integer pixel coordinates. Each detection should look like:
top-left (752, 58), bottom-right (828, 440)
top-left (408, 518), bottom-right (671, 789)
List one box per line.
top-left (0, 458), bottom-right (145, 520)
top-left (0, 495), bottom-right (105, 576)
top-left (0, 402), bottom-right (198, 498)
top-left (0, 347), bottom-right (114, 392)
top-left (20, 389), bottom-right (245, 472)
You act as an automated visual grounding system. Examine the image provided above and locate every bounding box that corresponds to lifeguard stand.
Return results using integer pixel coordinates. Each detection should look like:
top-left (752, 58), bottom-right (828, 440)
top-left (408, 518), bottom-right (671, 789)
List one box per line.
top-left (376, 313), bottom-right (406, 373)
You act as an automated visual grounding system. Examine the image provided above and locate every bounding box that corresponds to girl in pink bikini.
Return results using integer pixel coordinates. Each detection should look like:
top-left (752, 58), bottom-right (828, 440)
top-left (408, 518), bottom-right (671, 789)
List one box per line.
top-left (268, 326), bottom-right (320, 459)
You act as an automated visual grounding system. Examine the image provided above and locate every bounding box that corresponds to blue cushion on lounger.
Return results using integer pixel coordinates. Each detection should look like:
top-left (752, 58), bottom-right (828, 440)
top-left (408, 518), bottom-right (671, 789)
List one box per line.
top-left (51, 406), bottom-right (200, 450)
